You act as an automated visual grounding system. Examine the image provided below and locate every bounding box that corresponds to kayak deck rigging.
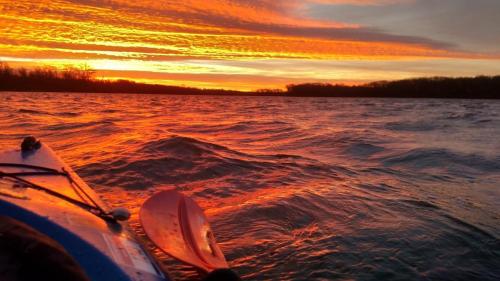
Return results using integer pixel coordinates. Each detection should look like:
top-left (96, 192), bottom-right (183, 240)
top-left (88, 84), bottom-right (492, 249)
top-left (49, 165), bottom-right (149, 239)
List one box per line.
top-left (0, 163), bottom-right (113, 222)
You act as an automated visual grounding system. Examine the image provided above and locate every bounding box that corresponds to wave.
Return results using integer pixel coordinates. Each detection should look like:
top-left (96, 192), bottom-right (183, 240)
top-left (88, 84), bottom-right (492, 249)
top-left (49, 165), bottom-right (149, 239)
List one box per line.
top-left (18, 108), bottom-right (81, 117)
top-left (175, 120), bottom-right (298, 137)
top-left (43, 120), bottom-right (118, 131)
top-left (441, 213), bottom-right (497, 240)
top-left (401, 199), bottom-right (441, 210)
top-left (380, 148), bottom-right (500, 174)
top-left (474, 119), bottom-right (493, 124)
top-left (444, 111), bottom-right (478, 120)
top-left (80, 135), bottom-right (344, 190)
top-left (342, 143), bottom-right (385, 158)
top-left (56, 112), bottom-right (81, 117)
top-left (138, 135), bottom-right (236, 157)
top-left (18, 108), bottom-right (51, 115)
top-left (385, 120), bottom-right (441, 132)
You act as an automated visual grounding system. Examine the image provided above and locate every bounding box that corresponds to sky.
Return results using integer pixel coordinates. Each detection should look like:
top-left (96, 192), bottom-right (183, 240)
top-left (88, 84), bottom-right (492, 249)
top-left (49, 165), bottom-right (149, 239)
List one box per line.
top-left (0, 0), bottom-right (499, 90)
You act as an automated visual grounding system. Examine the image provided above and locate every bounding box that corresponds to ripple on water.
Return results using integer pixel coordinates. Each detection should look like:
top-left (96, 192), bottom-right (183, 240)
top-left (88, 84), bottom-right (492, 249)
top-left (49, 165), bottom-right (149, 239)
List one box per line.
top-left (380, 148), bottom-right (500, 175)
top-left (1, 93), bottom-right (499, 281)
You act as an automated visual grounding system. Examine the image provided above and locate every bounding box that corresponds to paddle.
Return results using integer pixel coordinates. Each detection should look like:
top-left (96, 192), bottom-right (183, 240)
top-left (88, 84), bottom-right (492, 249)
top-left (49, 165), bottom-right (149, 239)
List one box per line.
top-left (139, 190), bottom-right (229, 273)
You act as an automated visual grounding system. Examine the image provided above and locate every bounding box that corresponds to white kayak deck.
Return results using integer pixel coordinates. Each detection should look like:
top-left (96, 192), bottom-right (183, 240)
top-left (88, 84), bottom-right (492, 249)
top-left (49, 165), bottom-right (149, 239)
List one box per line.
top-left (0, 144), bottom-right (168, 281)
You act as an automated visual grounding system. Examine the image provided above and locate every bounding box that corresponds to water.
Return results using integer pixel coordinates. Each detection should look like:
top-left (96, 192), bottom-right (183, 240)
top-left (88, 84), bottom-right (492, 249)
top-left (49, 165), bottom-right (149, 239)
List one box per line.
top-left (1, 92), bottom-right (499, 281)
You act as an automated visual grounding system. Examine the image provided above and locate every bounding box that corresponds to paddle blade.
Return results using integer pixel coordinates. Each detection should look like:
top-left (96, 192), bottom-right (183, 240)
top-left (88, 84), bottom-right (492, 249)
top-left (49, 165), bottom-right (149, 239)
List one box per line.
top-left (140, 190), bottom-right (228, 272)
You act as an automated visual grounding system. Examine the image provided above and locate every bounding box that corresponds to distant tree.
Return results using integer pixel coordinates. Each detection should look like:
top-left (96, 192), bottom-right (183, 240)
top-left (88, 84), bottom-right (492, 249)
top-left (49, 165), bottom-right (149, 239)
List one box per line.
top-left (78, 63), bottom-right (96, 80)
top-left (0, 61), bottom-right (13, 77)
top-left (256, 88), bottom-right (285, 94)
top-left (0, 62), bottom-right (499, 99)
top-left (16, 67), bottom-right (28, 78)
top-left (60, 64), bottom-right (96, 80)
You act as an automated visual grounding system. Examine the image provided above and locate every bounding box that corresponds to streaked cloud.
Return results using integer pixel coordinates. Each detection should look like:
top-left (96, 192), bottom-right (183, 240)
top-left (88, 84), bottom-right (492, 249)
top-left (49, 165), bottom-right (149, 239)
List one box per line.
top-left (0, 0), bottom-right (498, 90)
top-left (309, 0), bottom-right (500, 53)
top-left (309, 0), bottom-right (413, 5)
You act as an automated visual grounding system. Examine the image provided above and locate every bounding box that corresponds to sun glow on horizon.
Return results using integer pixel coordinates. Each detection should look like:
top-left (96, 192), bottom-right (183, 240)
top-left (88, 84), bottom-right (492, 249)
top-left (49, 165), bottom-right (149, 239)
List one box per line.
top-left (1, 0), bottom-right (499, 90)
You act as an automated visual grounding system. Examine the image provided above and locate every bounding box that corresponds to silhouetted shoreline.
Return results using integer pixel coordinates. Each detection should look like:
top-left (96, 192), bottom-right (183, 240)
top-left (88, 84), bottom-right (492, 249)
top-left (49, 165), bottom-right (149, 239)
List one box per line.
top-left (1, 63), bottom-right (499, 99)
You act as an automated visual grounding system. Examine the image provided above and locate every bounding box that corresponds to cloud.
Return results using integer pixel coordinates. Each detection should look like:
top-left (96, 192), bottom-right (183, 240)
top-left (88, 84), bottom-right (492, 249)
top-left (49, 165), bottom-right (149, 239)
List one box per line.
top-left (1, 0), bottom-right (498, 90)
top-left (0, 0), bottom-right (466, 64)
top-left (63, 0), bottom-right (450, 48)
top-left (308, 0), bottom-right (500, 53)
top-left (307, 0), bottom-right (413, 5)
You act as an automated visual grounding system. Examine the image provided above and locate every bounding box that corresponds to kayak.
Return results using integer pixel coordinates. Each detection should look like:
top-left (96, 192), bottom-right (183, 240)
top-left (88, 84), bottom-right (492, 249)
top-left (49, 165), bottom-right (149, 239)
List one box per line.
top-left (0, 137), bottom-right (241, 281)
top-left (0, 138), bottom-right (169, 281)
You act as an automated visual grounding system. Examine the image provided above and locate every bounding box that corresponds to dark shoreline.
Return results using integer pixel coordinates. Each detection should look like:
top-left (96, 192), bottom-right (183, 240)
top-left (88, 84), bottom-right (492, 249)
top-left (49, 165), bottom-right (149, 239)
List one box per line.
top-left (3, 90), bottom-right (500, 101)
top-left (1, 63), bottom-right (499, 99)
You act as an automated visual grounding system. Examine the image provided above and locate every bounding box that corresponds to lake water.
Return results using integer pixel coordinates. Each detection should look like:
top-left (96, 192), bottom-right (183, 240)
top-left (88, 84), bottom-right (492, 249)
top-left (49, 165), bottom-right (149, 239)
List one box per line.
top-left (1, 92), bottom-right (499, 280)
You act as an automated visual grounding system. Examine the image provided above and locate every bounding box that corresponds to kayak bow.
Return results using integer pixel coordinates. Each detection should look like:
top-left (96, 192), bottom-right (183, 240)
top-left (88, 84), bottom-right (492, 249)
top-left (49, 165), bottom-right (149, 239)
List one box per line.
top-left (0, 137), bottom-right (241, 281)
top-left (0, 138), bottom-right (168, 281)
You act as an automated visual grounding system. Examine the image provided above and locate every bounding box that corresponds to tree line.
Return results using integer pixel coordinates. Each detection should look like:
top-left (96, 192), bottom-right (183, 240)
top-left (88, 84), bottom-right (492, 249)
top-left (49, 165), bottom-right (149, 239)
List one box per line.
top-left (1, 62), bottom-right (499, 99)
top-left (0, 63), bottom-right (241, 95)
top-left (285, 76), bottom-right (500, 99)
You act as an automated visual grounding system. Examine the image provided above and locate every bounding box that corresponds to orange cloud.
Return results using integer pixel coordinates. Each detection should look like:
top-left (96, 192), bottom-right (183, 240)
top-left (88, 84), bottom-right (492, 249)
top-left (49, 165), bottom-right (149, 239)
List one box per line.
top-left (0, 0), bottom-right (466, 62)
top-left (0, 0), bottom-right (497, 90)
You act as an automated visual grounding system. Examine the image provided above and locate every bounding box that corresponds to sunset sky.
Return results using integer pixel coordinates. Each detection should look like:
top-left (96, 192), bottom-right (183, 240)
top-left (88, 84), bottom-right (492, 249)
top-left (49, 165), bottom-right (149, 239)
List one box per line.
top-left (1, 0), bottom-right (499, 90)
